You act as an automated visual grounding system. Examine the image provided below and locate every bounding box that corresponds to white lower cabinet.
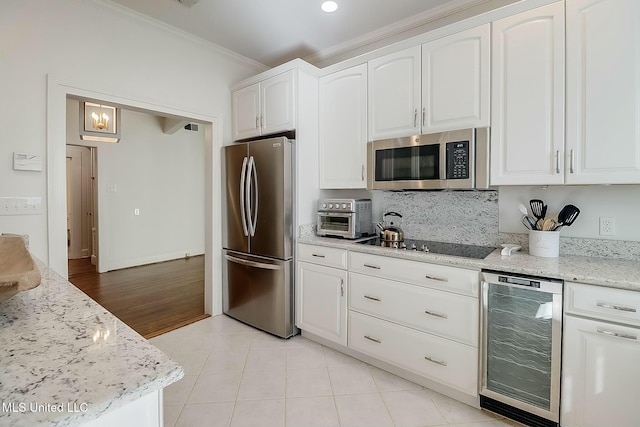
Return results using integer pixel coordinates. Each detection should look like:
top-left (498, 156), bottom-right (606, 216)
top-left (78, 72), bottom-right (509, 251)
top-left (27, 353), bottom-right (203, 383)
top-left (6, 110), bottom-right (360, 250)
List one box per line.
top-left (562, 282), bottom-right (640, 426)
top-left (349, 310), bottom-right (478, 396)
top-left (349, 272), bottom-right (478, 346)
top-left (296, 244), bottom-right (481, 399)
top-left (296, 245), bottom-right (348, 346)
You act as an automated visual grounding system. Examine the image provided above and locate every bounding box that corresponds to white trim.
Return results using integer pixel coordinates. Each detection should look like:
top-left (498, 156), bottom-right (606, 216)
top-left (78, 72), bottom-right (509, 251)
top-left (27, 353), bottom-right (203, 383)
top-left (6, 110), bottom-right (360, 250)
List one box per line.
top-left (305, 0), bottom-right (490, 66)
top-left (46, 74), bottom-right (221, 316)
top-left (79, 0), bottom-right (269, 73)
top-left (313, 0), bottom-right (560, 73)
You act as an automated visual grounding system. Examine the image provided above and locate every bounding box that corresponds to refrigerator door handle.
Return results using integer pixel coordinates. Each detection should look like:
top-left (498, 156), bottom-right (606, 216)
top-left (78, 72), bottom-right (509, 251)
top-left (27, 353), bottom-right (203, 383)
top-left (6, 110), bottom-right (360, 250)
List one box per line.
top-left (248, 156), bottom-right (258, 237)
top-left (225, 254), bottom-right (282, 270)
top-left (245, 156), bottom-right (253, 236)
top-left (239, 156), bottom-right (249, 237)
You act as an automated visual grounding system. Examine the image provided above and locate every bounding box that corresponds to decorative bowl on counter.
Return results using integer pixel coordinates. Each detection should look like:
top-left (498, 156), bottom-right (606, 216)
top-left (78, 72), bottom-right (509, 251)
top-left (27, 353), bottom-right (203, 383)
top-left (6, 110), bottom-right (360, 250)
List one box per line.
top-left (0, 234), bottom-right (41, 304)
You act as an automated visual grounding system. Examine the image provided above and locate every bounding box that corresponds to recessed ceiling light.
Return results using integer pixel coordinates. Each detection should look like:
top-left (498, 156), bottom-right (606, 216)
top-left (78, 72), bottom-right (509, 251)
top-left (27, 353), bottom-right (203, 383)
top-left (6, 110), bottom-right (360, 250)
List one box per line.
top-left (321, 1), bottom-right (338, 13)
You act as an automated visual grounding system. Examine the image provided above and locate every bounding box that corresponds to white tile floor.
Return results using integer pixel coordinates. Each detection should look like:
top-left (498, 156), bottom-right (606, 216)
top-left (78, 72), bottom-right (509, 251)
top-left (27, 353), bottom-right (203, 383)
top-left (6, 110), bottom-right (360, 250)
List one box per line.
top-left (150, 315), bottom-right (521, 427)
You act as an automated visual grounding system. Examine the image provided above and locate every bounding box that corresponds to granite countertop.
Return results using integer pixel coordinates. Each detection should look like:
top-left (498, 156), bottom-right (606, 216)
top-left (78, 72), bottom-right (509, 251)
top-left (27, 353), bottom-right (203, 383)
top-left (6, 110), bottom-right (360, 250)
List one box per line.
top-left (0, 259), bottom-right (184, 427)
top-left (298, 235), bottom-right (640, 292)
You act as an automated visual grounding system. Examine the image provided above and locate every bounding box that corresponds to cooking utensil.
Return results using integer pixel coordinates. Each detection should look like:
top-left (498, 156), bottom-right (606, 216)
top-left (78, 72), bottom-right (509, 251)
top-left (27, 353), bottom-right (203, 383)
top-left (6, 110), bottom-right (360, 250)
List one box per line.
top-left (530, 199), bottom-right (547, 222)
top-left (542, 218), bottom-right (556, 231)
top-left (518, 204), bottom-right (537, 229)
top-left (554, 204), bottom-right (580, 230)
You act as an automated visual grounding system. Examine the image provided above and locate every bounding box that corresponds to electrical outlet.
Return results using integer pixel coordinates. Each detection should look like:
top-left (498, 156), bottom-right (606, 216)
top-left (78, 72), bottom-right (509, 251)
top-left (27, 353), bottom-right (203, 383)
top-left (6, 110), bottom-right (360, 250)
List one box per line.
top-left (599, 217), bottom-right (615, 236)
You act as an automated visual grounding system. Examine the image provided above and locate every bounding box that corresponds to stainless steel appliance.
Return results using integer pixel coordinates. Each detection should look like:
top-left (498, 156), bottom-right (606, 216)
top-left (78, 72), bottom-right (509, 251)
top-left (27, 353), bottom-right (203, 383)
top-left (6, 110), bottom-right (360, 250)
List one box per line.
top-left (316, 198), bottom-right (372, 239)
top-left (367, 128), bottom-right (490, 190)
top-left (356, 237), bottom-right (495, 259)
top-left (480, 271), bottom-right (563, 427)
top-left (222, 136), bottom-right (297, 338)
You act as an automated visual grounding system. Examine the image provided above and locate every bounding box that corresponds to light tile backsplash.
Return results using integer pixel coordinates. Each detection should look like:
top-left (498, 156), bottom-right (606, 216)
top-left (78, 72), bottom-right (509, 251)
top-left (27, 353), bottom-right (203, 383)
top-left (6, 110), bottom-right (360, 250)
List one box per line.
top-left (381, 191), bottom-right (500, 247)
top-left (301, 189), bottom-right (640, 261)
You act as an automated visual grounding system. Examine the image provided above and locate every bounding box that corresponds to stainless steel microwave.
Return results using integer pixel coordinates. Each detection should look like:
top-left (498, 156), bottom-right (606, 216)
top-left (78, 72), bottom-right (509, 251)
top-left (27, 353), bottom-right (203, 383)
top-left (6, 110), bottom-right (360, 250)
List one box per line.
top-left (367, 128), bottom-right (490, 190)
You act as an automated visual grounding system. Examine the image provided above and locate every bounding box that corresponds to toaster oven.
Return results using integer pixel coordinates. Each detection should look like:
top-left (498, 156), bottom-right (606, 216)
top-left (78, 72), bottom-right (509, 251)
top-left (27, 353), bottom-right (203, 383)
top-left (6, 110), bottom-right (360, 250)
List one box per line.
top-left (316, 199), bottom-right (373, 239)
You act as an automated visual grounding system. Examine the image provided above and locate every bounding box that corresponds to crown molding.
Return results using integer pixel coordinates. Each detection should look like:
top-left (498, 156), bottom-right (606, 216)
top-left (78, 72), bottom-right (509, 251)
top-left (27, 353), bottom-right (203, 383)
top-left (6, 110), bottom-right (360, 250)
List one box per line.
top-left (304, 0), bottom-right (494, 66)
top-left (78, 0), bottom-right (269, 73)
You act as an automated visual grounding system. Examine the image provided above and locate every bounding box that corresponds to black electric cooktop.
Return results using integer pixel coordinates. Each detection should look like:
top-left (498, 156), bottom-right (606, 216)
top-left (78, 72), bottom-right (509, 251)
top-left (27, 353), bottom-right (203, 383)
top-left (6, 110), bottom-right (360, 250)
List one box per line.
top-left (356, 237), bottom-right (496, 260)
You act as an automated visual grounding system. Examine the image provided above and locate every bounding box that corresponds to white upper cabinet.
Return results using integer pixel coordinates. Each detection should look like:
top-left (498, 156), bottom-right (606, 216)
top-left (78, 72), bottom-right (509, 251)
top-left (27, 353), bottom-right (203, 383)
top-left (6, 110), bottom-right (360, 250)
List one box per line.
top-left (368, 46), bottom-right (421, 140)
top-left (232, 83), bottom-right (261, 141)
top-left (319, 64), bottom-right (368, 189)
top-left (367, 25), bottom-right (489, 141)
top-left (490, 2), bottom-right (565, 186)
top-left (422, 24), bottom-right (490, 132)
top-left (566, 0), bottom-right (640, 184)
top-left (232, 70), bottom-right (295, 141)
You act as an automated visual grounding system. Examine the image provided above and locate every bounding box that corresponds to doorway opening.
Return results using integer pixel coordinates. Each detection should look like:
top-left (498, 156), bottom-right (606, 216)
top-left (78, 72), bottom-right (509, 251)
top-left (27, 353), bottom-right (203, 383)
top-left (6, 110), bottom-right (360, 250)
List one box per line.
top-left (48, 77), bottom-right (221, 336)
top-left (64, 98), bottom-right (209, 337)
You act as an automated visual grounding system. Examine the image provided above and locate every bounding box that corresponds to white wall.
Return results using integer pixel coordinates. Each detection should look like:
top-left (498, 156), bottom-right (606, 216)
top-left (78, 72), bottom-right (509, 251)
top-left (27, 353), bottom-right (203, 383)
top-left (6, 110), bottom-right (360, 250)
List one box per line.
top-left (499, 185), bottom-right (640, 241)
top-left (0, 0), bottom-right (264, 266)
top-left (67, 100), bottom-right (206, 271)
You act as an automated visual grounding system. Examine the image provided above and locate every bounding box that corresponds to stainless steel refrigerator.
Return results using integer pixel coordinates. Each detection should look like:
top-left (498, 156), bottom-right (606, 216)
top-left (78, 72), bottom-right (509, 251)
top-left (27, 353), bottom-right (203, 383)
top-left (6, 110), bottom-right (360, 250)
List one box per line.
top-left (222, 136), bottom-right (296, 338)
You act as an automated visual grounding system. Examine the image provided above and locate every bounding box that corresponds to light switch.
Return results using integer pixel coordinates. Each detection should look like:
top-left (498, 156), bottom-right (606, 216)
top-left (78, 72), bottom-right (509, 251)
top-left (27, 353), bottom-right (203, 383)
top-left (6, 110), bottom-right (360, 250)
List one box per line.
top-left (0, 197), bottom-right (43, 215)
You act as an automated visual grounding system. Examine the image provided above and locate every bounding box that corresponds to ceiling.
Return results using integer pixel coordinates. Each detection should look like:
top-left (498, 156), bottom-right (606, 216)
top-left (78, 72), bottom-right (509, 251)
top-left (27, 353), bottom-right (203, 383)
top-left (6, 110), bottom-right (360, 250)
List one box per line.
top-left (110, 0), bottom-right (496, 68)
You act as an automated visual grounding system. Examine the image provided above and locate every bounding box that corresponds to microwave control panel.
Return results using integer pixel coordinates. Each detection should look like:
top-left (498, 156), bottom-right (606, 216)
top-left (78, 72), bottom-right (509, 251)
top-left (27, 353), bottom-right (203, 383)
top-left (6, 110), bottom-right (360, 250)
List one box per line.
top-left (446, 140), bottom-right (470, 179)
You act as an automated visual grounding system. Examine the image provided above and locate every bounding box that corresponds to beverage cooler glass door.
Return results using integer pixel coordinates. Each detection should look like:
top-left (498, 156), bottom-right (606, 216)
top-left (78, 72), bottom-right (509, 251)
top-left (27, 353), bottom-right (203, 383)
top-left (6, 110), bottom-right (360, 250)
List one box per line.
top-left (481, 272), bottom-right (563, 422)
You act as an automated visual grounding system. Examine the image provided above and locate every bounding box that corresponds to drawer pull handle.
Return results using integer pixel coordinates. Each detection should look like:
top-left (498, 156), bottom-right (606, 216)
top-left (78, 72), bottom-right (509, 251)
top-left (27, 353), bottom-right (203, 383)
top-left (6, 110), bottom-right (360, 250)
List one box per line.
top-left (424, 309), bottom-right (448, 319)
top-left (424, 356), bottom-right (447, 366)
top-left (596, 302), bottom-right (636, 313)
top-left (311, 253), bottom-right (326, 258)
top-left (364, 264), bottom-right (381, 270)
top-left (597, 328), bottom-right (637, 341)
top-left (364, 295), bottom-right (381, 302)
top-left (425, 274), bottom-right (448, 282)
top-left (364, 335), bottom-right (382, 344)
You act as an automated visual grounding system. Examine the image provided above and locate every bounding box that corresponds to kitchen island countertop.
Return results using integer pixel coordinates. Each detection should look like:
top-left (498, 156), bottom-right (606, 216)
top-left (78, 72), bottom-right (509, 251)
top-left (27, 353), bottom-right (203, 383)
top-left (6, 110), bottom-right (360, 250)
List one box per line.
top-left (298, 235), bottom-right (640, 292)
top-left (0, 259), bottom-right (183, 427)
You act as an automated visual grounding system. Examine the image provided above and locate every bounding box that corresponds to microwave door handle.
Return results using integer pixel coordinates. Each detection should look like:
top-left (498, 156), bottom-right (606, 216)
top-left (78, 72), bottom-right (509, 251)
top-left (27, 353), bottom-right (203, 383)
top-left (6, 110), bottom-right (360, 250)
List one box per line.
top-left (240, 156), bottom-right (249, 237)
top-left (440, 143), bottom-right (447, 180)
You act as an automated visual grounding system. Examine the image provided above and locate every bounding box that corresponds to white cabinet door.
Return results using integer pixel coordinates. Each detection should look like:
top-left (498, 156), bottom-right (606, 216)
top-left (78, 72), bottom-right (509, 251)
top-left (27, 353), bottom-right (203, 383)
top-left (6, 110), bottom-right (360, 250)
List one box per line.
top-left (261, 70), bottom-right (296, 136)
top-left (421, 24), bottom-right (490, 133)
top-left (232, 83), bottom-right (261, 141)
top-left (349, 311), bottom-right (478, 396)
top-left (368, 46), bottom-right (421, 140)
top-left (490, 3), bottom-right (565, 186)
top-left (232, 71), bottom-right (295, 141)
top-left (319, 64), bottom-right (368, 189)
top-left (566, 0), bottom-right (640, 184)
top-left (561, 315), bottom-right (640, 427)
top-left (349, 272), bottom-right (479, 346)
top-left (296, 261), bottom-right (347, 346)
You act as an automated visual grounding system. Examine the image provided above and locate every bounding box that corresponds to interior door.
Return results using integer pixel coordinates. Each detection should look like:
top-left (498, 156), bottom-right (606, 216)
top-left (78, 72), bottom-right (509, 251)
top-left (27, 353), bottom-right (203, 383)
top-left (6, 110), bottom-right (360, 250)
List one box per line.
top-left (223, 143), bottom-right (249, 253)
top-left (247, 137), bottom-right (293, 260)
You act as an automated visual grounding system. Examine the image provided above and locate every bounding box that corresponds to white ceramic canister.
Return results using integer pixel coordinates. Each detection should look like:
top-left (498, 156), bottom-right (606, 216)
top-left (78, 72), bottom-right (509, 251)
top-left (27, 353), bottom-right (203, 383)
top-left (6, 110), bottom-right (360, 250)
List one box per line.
top-left (528, 230), bottom-right (560, 258)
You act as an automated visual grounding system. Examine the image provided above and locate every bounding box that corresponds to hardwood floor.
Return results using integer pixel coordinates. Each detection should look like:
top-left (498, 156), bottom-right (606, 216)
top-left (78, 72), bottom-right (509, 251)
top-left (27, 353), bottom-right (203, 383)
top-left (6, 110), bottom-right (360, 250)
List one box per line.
top-left (68, 256), bottom-right (208, 339)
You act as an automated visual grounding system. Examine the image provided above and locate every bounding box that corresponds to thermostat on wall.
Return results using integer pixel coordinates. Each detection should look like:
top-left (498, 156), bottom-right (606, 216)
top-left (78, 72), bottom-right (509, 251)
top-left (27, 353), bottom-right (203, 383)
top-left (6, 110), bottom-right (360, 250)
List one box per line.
top-left (13, 153), bottom-right (43, 171)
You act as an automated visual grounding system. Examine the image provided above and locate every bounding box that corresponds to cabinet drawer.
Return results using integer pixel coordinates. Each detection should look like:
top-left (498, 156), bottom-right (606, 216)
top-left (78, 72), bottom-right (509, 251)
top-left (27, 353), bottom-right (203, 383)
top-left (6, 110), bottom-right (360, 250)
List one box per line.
top-left (565, 282), bottom-right (640, 327)
top-left (349, 311), bottom-right (478, 396)
top-left (349, 251), bottom-right (479, 296)
top-left (298, 244), bottom-right (347, 269)
top-left (349, 272), bottom-right (478, 346)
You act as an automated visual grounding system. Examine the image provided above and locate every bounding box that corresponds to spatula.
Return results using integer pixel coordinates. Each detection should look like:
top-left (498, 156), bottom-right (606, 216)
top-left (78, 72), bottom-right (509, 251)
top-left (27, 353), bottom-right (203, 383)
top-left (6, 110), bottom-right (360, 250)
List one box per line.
top-left (554, 204), bottom-right (580, 230)
top-left (530, 199), bottom-right (547, 222)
